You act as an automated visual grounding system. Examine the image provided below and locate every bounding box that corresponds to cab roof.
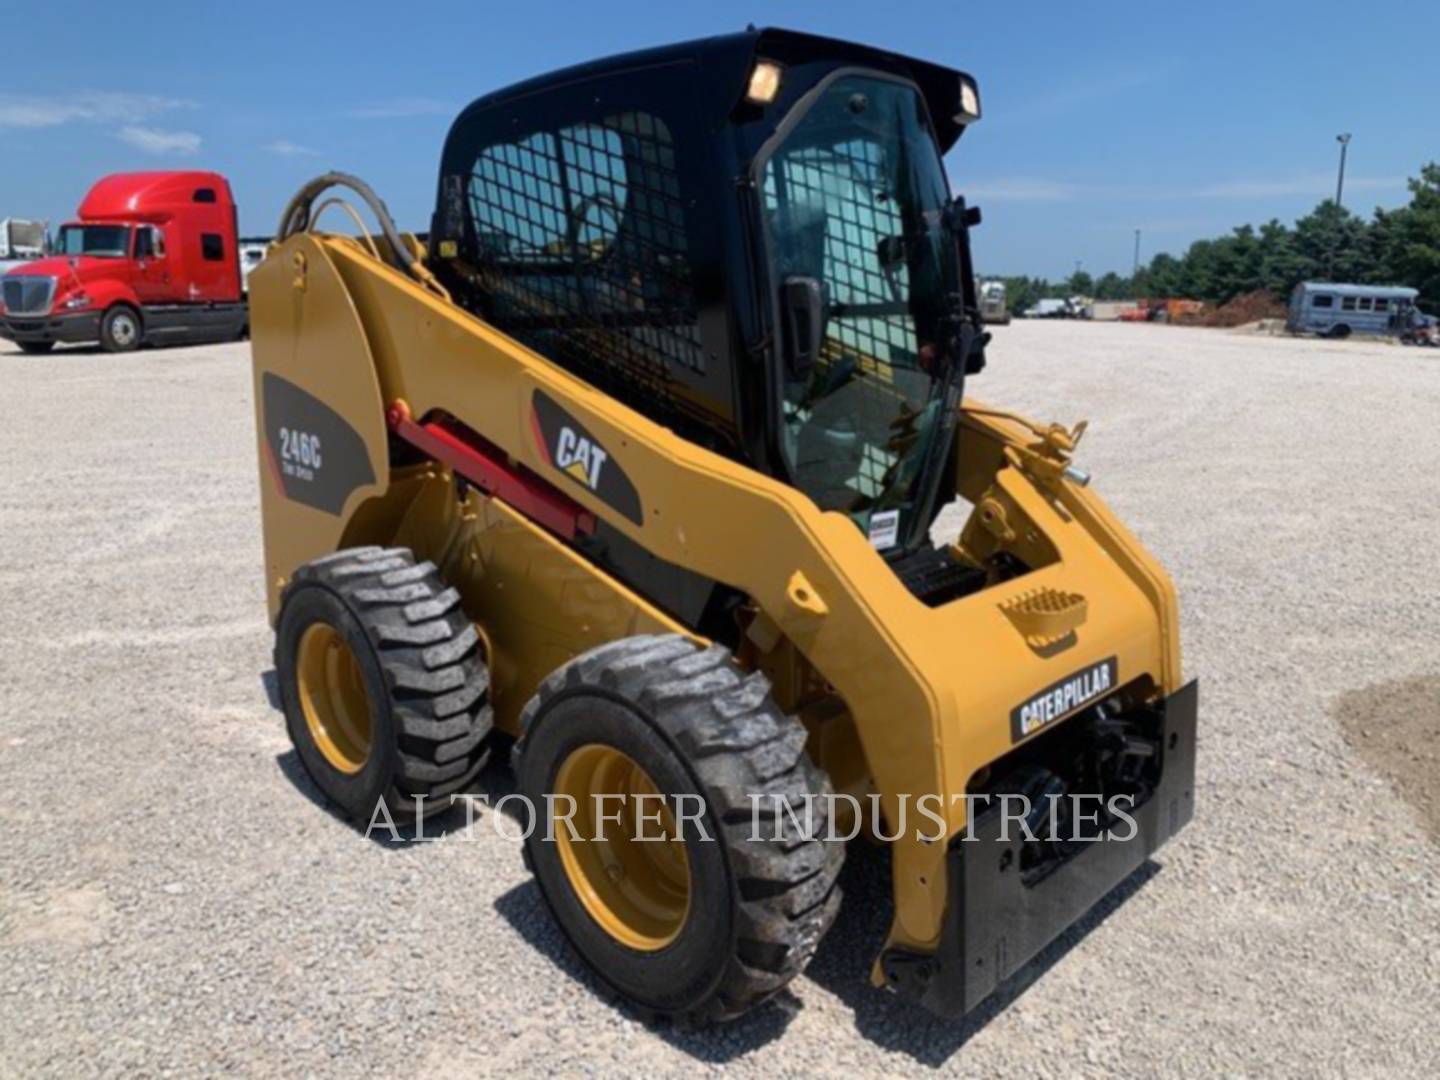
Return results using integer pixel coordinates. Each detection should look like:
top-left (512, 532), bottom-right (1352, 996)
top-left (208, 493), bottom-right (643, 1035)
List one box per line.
top-left (78, 171), bottom-right (234, 223)
top-left (454, 27), bottom-right (976, 153)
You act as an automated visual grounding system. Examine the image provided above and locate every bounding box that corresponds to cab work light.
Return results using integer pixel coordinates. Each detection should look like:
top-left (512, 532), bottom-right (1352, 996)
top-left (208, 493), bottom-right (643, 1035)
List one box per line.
top-left (957, 76), bottom-right (981, 123)
top-left (746, 61), bottom-right (783, 104)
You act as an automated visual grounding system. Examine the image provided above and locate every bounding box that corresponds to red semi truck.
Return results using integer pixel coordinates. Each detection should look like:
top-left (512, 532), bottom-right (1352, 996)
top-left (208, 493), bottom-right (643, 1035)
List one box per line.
top-left (0, 171), bottom-right (247, 353)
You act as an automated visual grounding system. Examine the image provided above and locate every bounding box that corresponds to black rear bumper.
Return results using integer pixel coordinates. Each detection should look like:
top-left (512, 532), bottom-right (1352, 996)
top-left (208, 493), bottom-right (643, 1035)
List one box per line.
top-left (883, 679), bottom-right (1198, 1018)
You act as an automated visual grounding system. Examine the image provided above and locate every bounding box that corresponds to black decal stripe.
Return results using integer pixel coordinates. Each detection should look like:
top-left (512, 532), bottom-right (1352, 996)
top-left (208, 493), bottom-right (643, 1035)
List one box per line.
top-left (262, 373), bottom-right (375, 516)
top-left (531, 390), bottom-right (643, 525)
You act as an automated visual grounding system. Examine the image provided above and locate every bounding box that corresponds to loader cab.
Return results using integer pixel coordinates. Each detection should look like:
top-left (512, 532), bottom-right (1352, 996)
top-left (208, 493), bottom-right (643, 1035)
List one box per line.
top-left (431, 28), bottom-right (985, 553)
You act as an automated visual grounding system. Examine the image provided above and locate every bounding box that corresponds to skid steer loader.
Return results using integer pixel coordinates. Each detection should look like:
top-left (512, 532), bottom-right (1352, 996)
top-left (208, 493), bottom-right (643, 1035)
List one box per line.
top-left (250, 28), bottom-right (1197, 1022)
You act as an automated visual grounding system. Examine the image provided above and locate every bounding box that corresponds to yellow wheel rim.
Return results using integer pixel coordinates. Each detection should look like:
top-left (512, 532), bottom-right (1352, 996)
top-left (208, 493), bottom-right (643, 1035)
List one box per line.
top-left (296, 623), bottom-right (373, 775)
top-left (553, 744), bottom-right (692, 952)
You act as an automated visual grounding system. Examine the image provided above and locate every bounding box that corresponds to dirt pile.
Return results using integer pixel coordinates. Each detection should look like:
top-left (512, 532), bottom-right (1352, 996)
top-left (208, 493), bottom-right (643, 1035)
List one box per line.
top-left (1336, 675), bottom-right (1440, 843)
top-left (1203, 290), bottom-right (1288, 328)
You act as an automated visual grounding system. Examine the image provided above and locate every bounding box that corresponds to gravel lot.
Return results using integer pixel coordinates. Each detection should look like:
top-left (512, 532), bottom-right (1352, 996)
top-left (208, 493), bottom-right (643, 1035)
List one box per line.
top-left (2, 322), bottom-right (1437, 1076)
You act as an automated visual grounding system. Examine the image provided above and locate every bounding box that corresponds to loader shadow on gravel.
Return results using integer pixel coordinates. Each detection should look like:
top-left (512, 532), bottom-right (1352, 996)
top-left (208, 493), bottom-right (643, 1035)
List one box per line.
top-left (1336, 674), bottom-right (1440, 843)
top-left (803, 842), bottom-right (1161, 1066)
top-left (275, 748), bottom-right (517, 846)
top-left (268, 665), bottom-right (517, 845)
top-left (492, 834), bottom-right (1160, 1066)
top-left (493, 882), bottom-right (803, 1061)
top-left (262, 664), bottom-right (1167, 1061)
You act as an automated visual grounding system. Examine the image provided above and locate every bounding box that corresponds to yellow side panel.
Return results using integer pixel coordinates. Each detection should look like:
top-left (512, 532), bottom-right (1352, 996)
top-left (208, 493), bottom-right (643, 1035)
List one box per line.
top-left (249, 237), bottom-right (390, 620)
top-left (388, 474), bottom-right (691, 734)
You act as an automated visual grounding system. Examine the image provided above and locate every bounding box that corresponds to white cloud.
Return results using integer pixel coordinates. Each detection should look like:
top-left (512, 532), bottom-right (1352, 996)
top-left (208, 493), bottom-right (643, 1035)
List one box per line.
top-left (998, 65), bottom-right (1175, 125)
top-left (956, 173), bottom-right (1407, 204)
top-left (0, 91), bottom-right (192, 129)
top-left (346, 97), bottom-right (451, 120)
top-left (117, 126), bottom-right (201, 155)
top-left (264, 139), bottom-right (319, 157)
top-left (959, 178), bottom-right (1080, 202)
top-left (1086, 217), bottom-right (1212, 236)
top-left (1186, 174), bottom-right (1404, 199)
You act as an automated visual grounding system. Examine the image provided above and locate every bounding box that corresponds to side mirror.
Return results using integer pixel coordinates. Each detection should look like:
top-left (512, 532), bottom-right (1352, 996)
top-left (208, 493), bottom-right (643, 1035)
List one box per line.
top-left (943, 195), bottom-right (982, 233)
top-left (781, 275), bottom-right (826, 379)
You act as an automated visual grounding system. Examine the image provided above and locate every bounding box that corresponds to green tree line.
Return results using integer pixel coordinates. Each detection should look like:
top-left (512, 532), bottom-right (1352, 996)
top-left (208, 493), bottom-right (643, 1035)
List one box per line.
top-left (994, 161), bottom-right (1440, 315)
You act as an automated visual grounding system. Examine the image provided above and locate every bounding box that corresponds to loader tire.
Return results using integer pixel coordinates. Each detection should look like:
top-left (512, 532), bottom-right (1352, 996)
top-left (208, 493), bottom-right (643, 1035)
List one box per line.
top-left (514, 634), bottom-right (843, 1023)
top-left (275, 546), bottom-right (493, 825)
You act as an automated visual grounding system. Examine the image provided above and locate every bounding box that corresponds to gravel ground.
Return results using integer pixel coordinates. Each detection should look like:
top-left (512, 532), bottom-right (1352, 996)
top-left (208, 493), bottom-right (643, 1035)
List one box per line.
top-left (1, 322), bottom-right (1437, 1076)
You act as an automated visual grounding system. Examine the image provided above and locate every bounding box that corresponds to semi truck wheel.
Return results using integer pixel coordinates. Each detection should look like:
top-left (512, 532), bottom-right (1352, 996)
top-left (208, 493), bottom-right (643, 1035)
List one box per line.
top-left (515, 634), bottom-right (843, 1022)
top-left (274, 546), bottom-right (493, 824)
top-left (100, 305), bottom-right (142, 352)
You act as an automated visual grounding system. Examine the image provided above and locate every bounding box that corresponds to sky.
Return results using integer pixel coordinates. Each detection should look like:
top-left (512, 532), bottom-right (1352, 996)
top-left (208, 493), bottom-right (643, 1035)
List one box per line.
top-left (2, 0), bottom-right (1435, 280)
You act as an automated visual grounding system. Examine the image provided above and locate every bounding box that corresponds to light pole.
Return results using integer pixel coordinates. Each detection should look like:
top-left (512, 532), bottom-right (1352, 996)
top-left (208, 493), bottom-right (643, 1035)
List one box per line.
top-left (1328, 134), bottom-right (1353, 279)
top-left (1132, 229), bottom-right (1141, 282)
top-left (1334, 133), bottom-right (1352, 209)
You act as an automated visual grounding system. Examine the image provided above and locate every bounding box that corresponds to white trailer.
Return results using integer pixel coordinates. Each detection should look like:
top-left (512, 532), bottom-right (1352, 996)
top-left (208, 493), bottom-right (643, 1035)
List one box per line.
top-left (1026, 298), bottom-right (1069, 318)
top-left (0, 218), bottom-right (47, 261)
top-left (977, 279), bottom-right (1010, 324)
top-left (239, 242), bottom-right (269, 293)
top-left (1, 219), bottom-right (47, 276)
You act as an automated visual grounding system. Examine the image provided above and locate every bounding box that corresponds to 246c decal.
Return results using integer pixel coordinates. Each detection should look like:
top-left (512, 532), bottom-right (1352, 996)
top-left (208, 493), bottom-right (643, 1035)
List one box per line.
top-left (262, 374), bottom-right (375, 515)
top-left (278, 427), bottom-right (323, 479)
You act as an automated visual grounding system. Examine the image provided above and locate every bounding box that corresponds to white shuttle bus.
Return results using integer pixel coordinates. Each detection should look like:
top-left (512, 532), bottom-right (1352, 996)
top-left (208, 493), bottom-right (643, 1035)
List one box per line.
top-left (1287, 282), bottom-right (1428, 339)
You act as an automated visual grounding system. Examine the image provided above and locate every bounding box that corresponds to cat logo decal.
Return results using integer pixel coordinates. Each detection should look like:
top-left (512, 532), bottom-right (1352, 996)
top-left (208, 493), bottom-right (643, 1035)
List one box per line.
top-left (530, 390), bottom-right (643, 525)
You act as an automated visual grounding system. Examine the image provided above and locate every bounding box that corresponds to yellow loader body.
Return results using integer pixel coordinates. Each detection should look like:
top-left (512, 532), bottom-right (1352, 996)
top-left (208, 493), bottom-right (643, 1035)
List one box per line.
top-left (250, 231), bottom-right (1196, 1014)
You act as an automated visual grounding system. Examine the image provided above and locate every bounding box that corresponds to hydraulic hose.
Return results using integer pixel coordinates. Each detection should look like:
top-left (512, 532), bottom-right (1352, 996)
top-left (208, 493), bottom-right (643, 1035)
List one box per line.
top-left (276, 172), bottom-right (448, 299)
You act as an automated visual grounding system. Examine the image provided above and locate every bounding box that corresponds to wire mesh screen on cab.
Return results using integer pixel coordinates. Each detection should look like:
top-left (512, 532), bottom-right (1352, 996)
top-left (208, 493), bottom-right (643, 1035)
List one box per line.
top-left (462, 112), bottom-right (704, 418)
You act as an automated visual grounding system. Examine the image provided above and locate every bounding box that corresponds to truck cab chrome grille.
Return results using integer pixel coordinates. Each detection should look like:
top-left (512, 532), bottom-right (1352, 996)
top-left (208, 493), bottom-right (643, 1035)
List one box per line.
top-left (1, 275), bottom-right (56, 316)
